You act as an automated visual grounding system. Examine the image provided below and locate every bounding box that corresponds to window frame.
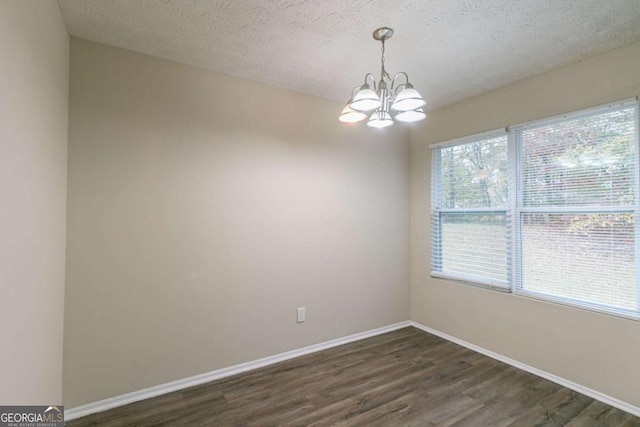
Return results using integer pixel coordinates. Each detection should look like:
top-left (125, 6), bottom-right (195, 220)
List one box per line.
top-left (430, 97), bottom-right (640, 320)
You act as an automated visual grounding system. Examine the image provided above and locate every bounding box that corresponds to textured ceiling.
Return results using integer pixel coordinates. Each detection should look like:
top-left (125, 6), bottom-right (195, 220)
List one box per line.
top-left (57, 0), bottom-right (640, 111)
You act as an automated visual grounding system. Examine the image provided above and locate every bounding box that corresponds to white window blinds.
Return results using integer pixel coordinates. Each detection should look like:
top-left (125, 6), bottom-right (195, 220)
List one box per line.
top-left (431, 130), bottom-right (510, 289)
top-left (514, 101), bottom-right (639, 317)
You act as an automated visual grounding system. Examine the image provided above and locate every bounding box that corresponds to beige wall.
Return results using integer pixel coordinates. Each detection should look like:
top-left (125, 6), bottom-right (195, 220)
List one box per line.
top-left (64, 38), bottom-right (410, 407)
top-left (410, 40), bottom-right (640, 407)
top-left (0, 1), bottom-right (69, 404)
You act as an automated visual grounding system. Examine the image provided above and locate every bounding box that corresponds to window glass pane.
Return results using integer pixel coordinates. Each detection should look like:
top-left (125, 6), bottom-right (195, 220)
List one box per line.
top-left (520, 213), bottom-right (636, 313)
top-left (440, 212), bottom-right (509, 284)
top-left (440, 136), bottom-right (508, 209)
top-left (520, 107), bottom-right (637, 208)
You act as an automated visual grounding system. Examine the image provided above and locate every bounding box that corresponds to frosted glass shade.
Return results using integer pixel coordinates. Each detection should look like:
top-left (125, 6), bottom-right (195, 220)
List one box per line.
top-left (367, 111), bottom-right (394, 128)
top-left (395, 108), bottom-right (426, 123)
top-left (349, 87), bottom-right (382, 111)
top-left (338, 105), bottom-right (368, 123)
top-left (391, 87), bottom-right (426, 111)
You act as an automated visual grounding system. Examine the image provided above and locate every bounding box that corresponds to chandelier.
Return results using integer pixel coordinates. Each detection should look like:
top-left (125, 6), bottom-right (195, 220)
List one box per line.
top-left (339, 27), bottom-right (426, 128)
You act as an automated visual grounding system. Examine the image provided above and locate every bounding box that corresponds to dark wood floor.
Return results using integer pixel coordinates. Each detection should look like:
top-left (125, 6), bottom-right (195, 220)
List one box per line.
top-left (66, 327), bottom-right (640, 426)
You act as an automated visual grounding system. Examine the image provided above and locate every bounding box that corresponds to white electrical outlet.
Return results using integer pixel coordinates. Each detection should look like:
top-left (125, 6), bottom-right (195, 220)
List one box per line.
top-left (297, 307), bottom-right (305, 323)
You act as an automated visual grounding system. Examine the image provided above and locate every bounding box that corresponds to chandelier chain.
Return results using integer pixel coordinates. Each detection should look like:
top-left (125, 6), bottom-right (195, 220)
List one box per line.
top-left (380, 39), bottom-right (390, 82)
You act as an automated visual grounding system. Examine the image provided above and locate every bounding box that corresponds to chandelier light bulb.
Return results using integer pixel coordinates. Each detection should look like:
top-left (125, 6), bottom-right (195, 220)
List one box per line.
top-left (395, 108), bottom-right (427, 123)
top-left (349, 85), bottom-right (382, 111)
top-left (367, 111), bottom-right (394, 128)
top-left (392, 87), bottom-right (426, 111)
top-left (338, 105), bottom-right (368, 123)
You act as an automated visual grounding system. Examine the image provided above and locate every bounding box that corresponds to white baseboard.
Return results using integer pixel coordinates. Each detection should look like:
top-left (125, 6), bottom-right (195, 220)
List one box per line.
top-left (64, 321), bottom-right (411, 421)
top-left (410, 321), bottom-right (640, 418)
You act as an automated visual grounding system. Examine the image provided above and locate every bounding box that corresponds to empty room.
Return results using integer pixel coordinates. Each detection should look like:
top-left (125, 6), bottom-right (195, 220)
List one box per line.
top-left (2, 0), bottom-right (640, 425)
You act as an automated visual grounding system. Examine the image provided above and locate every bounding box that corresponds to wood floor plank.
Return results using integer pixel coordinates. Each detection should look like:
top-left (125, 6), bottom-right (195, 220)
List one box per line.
top-left (565, 399), bottom-right (640, 427)
top-left (66, 327), bottom-right (640, 426)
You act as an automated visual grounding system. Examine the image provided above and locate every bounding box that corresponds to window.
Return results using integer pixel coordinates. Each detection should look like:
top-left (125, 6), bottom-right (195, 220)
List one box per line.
top-left (431, 130), bottom-right (510, 289)
top-left (431, 99), bottom-right (639, 319)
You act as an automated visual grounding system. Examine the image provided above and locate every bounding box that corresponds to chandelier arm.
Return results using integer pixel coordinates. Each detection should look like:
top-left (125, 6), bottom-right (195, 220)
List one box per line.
top-left (390, 72), bottom-right (410, 92)
top-left (363, 73), bottom-right (377, 91)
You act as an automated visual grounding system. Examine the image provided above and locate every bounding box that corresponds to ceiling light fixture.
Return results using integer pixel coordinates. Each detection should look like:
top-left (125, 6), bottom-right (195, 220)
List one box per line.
top-left (339, 27), bottom-right (426, 128)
